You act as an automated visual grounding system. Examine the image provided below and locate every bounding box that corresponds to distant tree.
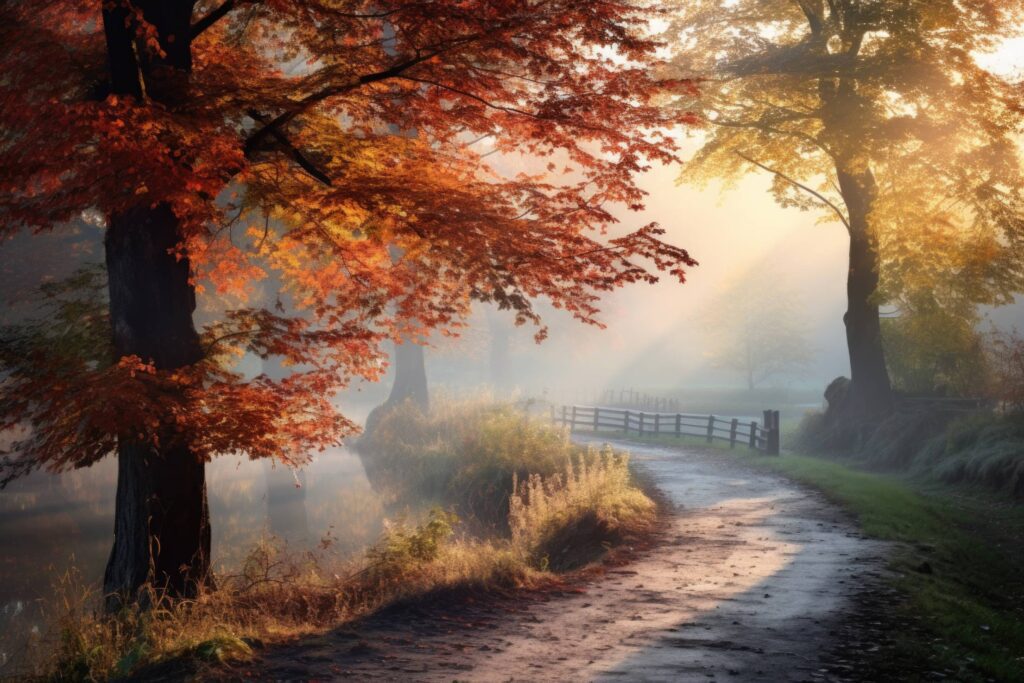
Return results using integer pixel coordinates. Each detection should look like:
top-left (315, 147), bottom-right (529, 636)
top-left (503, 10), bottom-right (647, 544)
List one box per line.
top-left (666, 0), bottom-right (1024, 421)
top-left (702, 267), bottom-right (813, 390)
top-left (0, 1), bottom-right (696, 604)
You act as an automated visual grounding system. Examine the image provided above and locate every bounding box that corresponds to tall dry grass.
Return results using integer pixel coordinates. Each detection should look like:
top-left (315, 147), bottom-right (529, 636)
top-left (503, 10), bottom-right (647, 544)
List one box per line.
top-left (27, 509), bottom-right (539, 681)
top-left (509, 447), bottom-right (655, 570)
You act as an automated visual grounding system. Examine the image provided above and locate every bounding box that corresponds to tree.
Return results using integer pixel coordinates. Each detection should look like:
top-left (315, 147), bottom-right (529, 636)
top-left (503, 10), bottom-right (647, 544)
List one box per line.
top-left (666, 0), bottom-right (1024, 421)
top-left (0, 1), bottom-right (696, 604)
top-left (880, 300), bottom-right (989, 398)
top-left (702, 266), bottom-right (814, 389)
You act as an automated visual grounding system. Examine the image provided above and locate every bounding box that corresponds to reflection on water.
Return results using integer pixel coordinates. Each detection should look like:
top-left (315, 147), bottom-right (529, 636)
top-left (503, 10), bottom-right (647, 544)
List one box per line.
top-left (0, 444), bottom-right (384, 670)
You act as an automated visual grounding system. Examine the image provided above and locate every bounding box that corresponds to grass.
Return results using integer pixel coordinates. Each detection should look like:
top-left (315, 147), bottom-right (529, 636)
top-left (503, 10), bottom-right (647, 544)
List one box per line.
top-left (30, 399), bottom-right (656, 681)
top-left (509, 448), bottom-right (655, 571)
top-left (595, 426), bottom-right (1024, 680)
top-left (30, 511), bottom-right (542, 681)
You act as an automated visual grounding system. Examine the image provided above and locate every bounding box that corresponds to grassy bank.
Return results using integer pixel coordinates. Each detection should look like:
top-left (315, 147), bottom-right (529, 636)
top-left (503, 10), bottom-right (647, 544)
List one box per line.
top-left (31, 401), bottom-right (656, 680)
top-left (798, 410), bottom-right (1024, 500)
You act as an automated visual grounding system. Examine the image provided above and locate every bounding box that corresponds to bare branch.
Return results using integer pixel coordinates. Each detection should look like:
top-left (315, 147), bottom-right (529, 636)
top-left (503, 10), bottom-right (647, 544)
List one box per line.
top-left (735, 151), bottom-right (850, 228)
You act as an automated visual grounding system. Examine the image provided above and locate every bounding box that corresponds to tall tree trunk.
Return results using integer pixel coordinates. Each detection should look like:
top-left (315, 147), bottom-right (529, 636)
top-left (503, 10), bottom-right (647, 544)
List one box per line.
top-left (103, 204), bottom-right (211, 606)
top-left (836, 166), bottom-right (894, 420)
top-left (385, 340), bottom-right (429, 411)
top-left (101, 0), bottom-right (206, 607)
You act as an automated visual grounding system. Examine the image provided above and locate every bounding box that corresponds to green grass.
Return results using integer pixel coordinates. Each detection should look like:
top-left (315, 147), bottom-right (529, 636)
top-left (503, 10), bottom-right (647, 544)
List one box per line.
top-left (745, 452), bottom-right (1024, 681)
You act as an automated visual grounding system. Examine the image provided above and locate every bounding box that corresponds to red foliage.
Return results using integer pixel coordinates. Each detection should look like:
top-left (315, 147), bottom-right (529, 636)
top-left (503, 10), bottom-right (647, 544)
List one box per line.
top-left (0, 1), bottom-right (697, 480)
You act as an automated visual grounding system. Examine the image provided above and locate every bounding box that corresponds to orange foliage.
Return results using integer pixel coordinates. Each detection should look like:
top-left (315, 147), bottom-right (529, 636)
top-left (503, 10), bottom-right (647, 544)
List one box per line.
top-left (0, 1), bottom-right (697, 479)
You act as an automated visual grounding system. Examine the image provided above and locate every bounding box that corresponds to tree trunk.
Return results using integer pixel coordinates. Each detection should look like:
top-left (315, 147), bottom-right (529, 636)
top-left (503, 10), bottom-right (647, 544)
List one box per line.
top-left (386, 340), bottom-right (429, 411)
top-left (100, 0), bottom-right (209, 608)
top-left (103, 203), bottom-right (211, 606)
top-left (836, 166), bottom-right (894, 420)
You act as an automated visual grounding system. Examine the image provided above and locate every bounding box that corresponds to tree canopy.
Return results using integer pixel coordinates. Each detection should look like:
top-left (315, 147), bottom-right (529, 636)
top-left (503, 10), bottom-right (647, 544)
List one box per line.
top-left (0, 0), bottom-right (697, 482)
top-left (664, 0), bottom-right (1024, 416)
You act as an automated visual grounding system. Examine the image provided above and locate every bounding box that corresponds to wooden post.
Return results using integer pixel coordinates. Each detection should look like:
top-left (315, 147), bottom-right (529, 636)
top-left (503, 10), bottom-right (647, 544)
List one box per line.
top-left (623, 410), bottom-right (630, 434)
top-left (570, 405), bottom-right (577, 433)
top-left (769, 410), bottom-right (781, 455)
top-left (706, 415), bottom-right (715, 443)
top-left (762, 410), bottom-right (771, 452)
top-left (561, 405), bottom-right (568, 428)
top-left (654, 413), bottom-right (660, 435)
top-left (675, 413), bottom-right (682, 437)
top-left (748, 420), bottom-right (757, 450)
top-left (593, 406), bottom-right (600, 432)
top-left (729, 418), bottom-right (738, 448)
top-left (639, 411), bottom-right (645, 436)
top-left (550, 404), bottom-right (555, 424)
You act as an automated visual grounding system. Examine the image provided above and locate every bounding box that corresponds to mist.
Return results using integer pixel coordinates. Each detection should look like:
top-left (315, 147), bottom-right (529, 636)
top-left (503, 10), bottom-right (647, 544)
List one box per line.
top-left (3, 2), bottom-right (1024, 679)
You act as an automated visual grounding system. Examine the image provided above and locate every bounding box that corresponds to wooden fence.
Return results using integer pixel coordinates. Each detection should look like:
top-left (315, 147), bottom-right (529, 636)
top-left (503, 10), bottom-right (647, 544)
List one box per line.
top-left (552, 405), bottom-right (781, 455)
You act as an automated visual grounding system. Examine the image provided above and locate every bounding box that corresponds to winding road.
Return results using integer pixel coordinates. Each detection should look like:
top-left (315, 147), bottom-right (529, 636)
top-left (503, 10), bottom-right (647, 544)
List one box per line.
top-left (254, 439), bottom-right (890, 682)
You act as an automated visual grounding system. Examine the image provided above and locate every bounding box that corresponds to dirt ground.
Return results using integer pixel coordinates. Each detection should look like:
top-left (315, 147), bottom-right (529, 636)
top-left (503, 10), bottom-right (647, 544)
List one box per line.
top-left (248, 438), bottom-right (892, 682)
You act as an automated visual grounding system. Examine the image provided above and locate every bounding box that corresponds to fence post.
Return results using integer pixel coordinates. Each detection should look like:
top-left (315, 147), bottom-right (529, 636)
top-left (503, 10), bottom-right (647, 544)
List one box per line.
top-left (769, 410), bottom-right (781, 455)
top-left (675, 413), bottom-right (682, 437)
top-left (561, 405), bottom-right (568, 429)
top-left (706, 415), bottom-right (715, 443)
top-left (550, 404), bottom-right (555, 424)
top-left (654, 413), bottom-right (660, 435)
top-left (730, 418), bottom-right (738, 448)
top-left (623, 410), bottom-right (630, 435)
top-left (748, 420), bottom-right (757, 450)
top-left (593, 406), bottom-right (600, 432)
top-left (570, 405), bottom-right (577, 433)
top-left (639, 411), bottom-right (645, 436)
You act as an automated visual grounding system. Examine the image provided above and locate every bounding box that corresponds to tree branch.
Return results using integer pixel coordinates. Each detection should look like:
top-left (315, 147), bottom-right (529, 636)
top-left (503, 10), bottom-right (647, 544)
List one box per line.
top-left (192, 0), bottom-right (246, 39)
top-left (247, 110), bottom-right (332, 186)
top-left (735, 151), bottom-right (850, 228)
top-left (243, 50), bottom-right (446, 157)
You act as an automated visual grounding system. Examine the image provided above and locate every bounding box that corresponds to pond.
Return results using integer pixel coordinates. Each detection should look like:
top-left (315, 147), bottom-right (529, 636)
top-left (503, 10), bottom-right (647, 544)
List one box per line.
top-left (0, 444), bottom-right (385, 672)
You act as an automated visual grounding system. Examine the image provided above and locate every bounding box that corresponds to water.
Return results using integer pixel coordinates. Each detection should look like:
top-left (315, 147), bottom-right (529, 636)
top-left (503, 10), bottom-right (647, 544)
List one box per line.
top-left (0, 444), bottom-right (385, 672)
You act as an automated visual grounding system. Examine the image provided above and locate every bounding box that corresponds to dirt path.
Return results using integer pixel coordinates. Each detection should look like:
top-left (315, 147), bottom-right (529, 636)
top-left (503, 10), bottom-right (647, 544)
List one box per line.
top-left (253, 439), bottom-right (890, 682)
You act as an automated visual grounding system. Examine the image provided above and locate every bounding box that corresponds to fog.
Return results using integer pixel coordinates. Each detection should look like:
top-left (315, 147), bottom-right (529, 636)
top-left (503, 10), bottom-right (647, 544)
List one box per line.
top-left (3, 45), bottom-right (1024, 671)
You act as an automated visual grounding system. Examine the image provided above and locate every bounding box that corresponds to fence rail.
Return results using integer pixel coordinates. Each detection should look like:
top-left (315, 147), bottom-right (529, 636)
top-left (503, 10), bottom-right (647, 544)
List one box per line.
top-left (552, 405), bottom-right (780, 455)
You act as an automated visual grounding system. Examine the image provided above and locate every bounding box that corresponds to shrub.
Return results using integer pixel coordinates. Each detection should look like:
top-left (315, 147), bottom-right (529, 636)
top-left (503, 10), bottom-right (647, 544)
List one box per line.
top-left (30, 399), bottom-right (658, 680)
top-left (915, 413), bottom-right (1024, 498)
top-left (509, 447), bottom-right (655, 571)
top-left (363, 508), bottom-right (458, 584)
top-left (796, 406), bottom-right (1024, 500)
top-left (357, 398), bottom-right (583, 531)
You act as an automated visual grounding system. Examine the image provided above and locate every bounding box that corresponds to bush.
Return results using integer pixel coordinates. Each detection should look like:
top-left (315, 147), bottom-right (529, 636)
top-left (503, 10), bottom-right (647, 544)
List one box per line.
top-left (796, 407), bottom-right (1024, 500)
top-left (916, 413), bottom-right (1024, 498)
top-left (509, 447), bottom-right (655, 570)
top-left (357, 399), bottom-right (586, 531)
